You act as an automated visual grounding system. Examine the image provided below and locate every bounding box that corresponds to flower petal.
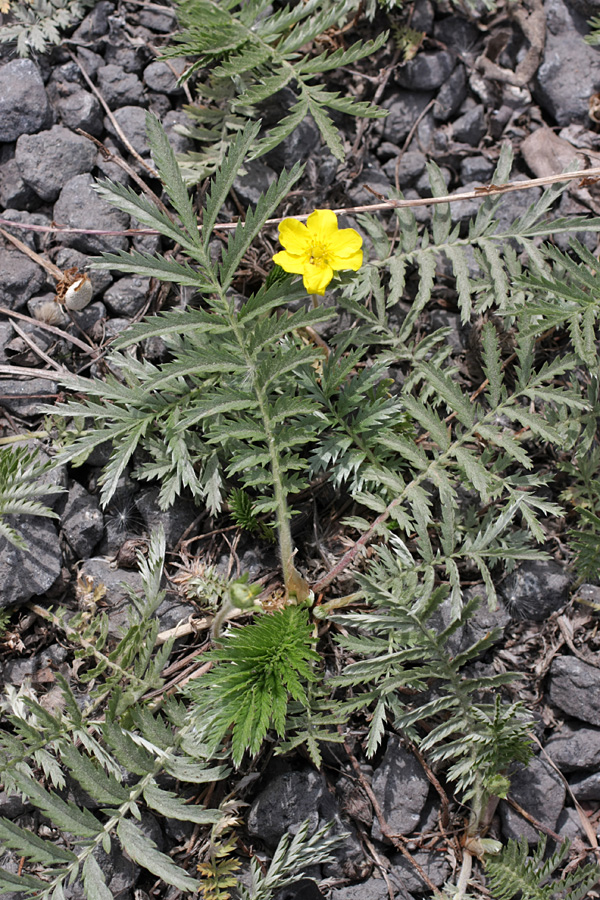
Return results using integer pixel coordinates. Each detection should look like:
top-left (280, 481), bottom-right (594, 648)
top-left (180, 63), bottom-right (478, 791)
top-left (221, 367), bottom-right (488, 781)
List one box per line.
top-left (306, 208), bottom-right (339, 244)
top-left (303, 262), bottom-right (333, 295)
top-left (330, 248), bottom-right (363, 272)
top-left (278, 218), bottom-right (311, 254)
top-left (273, 250), bottom-right (308, 275)
top-left (328, 227), bottom-right (363, 259)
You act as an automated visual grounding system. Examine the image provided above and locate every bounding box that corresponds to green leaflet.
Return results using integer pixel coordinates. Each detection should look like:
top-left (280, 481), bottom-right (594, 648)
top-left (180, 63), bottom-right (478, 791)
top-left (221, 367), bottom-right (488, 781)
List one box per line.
top-left (117, 819), bottom-right (200, 892)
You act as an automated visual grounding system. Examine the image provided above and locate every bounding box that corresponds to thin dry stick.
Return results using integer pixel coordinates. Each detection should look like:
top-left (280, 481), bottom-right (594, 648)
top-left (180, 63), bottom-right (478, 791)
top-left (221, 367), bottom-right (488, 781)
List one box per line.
top-left (10, 321), bottom-right (67, 373)
top-left (0, 307), bottom-right (98, 358)
top-left (0, 227), bottom-right (62, 279)
top-left (1, 165), bottom-right (600, 239)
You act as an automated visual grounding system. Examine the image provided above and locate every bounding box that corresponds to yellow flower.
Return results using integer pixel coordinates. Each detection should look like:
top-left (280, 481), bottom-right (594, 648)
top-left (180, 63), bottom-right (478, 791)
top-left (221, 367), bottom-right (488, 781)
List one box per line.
top-left (272, 209), bottom-right (363, 295)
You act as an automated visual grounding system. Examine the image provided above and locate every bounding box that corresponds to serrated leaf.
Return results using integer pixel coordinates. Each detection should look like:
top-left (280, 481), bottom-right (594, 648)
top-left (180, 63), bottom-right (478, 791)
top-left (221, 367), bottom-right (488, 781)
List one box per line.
top-left (143, 784), bottom-right (223, 824)
top-left (117, 819), bottom-right (200, 891)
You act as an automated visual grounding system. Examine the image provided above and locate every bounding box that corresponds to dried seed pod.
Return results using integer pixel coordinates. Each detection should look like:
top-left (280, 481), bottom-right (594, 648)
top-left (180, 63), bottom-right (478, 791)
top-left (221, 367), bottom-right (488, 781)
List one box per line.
top-left (55, 266), bottom-right (93, 311)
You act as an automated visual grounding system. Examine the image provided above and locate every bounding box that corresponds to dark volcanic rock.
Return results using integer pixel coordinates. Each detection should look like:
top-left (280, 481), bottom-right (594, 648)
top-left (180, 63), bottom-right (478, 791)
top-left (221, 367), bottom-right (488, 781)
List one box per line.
top-left (103, 275), bottom-right (150, 316)
top-left (105, 105), bottom-right (151, 156)
top-left (0, 247), bottom-right (46, 309)
top-left (498, 559), bottom-right (570, 620)
top-left (15, 126), bottom-right (97, 202)
top-left (389, 848), bottom-right (450, 894)
top-left (499, 757), bottom-right (565, 843)
top-left (0, 60), bottom-right (52, 142)
top-left (0, 377), bottom-right (58, 416)
top-left (61, 482), bottom-right (104, 558)
top-left (451, 105), bottom-right (486, 145)
top-left (97, 64), bottom-right (145, 109)
top-left (370, 736), bottom-right (430, 841)
top-left (382, 91), bottom-right (434, 144)
top-left (544, 723), bottom-right (600, 772)
top-left (434, 63), bottom-right (468, 121)
top-left (0, 517), bottom-right (62, 607)
top-left (396, 51), bottom-right (455, 91)
top-left (568, 771), bottom-right (600, 800)
top-left (535, 0), bottom-right (600, 124)
top-left (54, 173), bottom-right (129, 255)
top-left (0, 159), bottom-right (38, 210)
top-left (55, 90), bottom-right (103, 136)
top-left (548, 656), bottom-right (600, 726)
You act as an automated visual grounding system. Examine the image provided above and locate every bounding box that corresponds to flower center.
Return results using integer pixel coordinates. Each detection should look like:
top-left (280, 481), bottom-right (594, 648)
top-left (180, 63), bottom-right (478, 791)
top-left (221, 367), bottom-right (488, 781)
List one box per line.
top-left (309, 241), bottom-right (329, 266)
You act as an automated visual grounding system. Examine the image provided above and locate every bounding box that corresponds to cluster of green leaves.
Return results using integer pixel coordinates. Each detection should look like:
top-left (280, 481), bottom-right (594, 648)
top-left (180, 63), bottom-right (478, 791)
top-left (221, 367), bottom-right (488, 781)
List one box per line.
top-left (333, 579), bottom-right (534, 795)
top-left (484, 835), bottom-right (600, 900)
top-left (161, 0), bottom-right (387, 179)
top-left (0, 0), bottom-right (91, 55)
top-left (0, 444), bottom-right (61, 549)
top-left (186, 605), bottom-right (319, 765)
top-left (0, 529), bottom-right (230, 899)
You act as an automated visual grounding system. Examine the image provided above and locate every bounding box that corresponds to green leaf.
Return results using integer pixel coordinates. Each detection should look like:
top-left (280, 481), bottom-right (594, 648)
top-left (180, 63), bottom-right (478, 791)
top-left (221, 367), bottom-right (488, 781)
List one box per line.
top-left (117, 819), bottom-right (200, 892)
top-left (82, 854), bottom-right (114, 900)
top-left (143, 784), bottom-right (223, 824)
top-left (0, 817), bottom-right (77, 865)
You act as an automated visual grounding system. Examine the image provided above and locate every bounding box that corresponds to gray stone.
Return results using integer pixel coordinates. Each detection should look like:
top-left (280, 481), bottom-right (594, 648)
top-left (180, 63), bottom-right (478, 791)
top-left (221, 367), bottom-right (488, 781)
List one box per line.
top-left (548, 656), bottom-right (600, 726)
top-left (329, 877), bottom-right (390, 900)
top-left (273, 881), bottom-right (325, 900)
top-left (370, 736), bottom-right (430, 841)
top-left (46, 61), bottom-right (85, 105)
top-left (451, 105), bottom-right (486, 146)
top-left (499, 757), bottom-right (565, 843)
top-left (247, 768), bottom-right (337, 849)
top-left (555, 807), bottom-right (586, 842)
top-left (382, 92), bottom-right (435, 144)
top-left (460, 155), bottom-right (495, 183)
top-left (0, 159), bottom-right (38, 210)
top-left (535, 0), bottom-right (600, 125)
top-left (15, 126), bottom-right (97, 202)
top-left (61, 482), bottom-right (104, 558)
top-left (75, 48), bottom-right (105, 80)
top-left (78, 557), bottom-right (144, 637)
top-left (0, 791), bottom-right (31, 819)
top-left (568, 771), bottom-right (600, 800)
top-left (72, 0), bottom-right (113, 41)
top-left (55, 90), bottom-right (103, 137)
top-left (0, 208), bottom-right (43, 251)
top-left (106, 105), bottom-right (150, 156)
top-left (0, 60), bottom-right (52, 142)
top-left (347, 158), bottom-right (392, 206)
top-left (135, 485), bottom-right (200, 546)
top-left (396, 51), bottom-right (455, 92)
top-left (53, 173), bottom-right (130, 255)
top-left (234, 158), bottom-right (278, 207)
top-left (433, 16), bottom-right (482, 63)
top-left (247, 768), bottom-right (364, 878)
top-left (103, 276), bottom-right (150, 317)
top-left (143, 60), bottom-right (184, 95)
top-left (429, 309), bottom-right (467, 354)
top-left (0, 377), bottom-right (58, 417)
top-left (0, 516), bottom-right (62, 607)
top-left (389, 848), bottom-right (450, 893)
top-left (97, 65), bottom-right (145, 109)
top-left (499, 559), bottom-right (570, 621)
top-left (382, 149), bottom-right (427, 187)
top-left (433, 63), bottom-right (468, 122)
top-left (544, 723), bottom-right (600, 772)
top-left (137, 6), bottom-right (177, 31)
top-left (161, 109), bottom-right (194, 156)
